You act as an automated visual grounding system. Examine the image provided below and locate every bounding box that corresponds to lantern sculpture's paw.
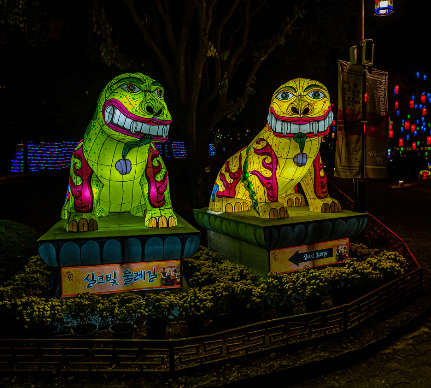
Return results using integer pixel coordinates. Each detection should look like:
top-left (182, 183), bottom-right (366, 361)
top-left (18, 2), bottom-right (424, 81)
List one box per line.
top-left (222, 199), bottom-right (251, 213)
top-left (145, 208), bottom-right (177, 228)
top-left (255, 202), bottom-right (289, 219)
top-left (308, 198), bottom-right (341, 213)
top-left (283, 192), bottom-right (306, 207)
top-left (67, 214), bottom-right (99, 232)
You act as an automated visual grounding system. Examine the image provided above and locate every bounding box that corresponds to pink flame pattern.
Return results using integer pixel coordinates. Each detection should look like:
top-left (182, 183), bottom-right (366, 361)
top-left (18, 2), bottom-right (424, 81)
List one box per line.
top-left (216, 153), bottom-right (243, 198)
top-left (313, 151), bottom-right (328, 199)
top-left (249, 139), bottom-right (278, 202)
top-left (145, 145), bottom-right (168, 208)
top-left (69, 140), bottom-right (94, 212)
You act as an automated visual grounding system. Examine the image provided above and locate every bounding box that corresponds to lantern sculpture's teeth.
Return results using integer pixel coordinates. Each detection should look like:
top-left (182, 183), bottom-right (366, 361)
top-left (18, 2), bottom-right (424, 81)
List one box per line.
top-left (266, 110), bottom-right (333, 137)
top-left (104, 105), bottom-right (170, 140)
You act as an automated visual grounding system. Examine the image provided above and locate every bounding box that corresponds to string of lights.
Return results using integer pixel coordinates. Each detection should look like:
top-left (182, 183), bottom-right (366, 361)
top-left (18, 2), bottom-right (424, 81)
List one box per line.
top-left (10, 141), bottom-right (217, 173)
top-left (390, 71), bottom-right (431, 157)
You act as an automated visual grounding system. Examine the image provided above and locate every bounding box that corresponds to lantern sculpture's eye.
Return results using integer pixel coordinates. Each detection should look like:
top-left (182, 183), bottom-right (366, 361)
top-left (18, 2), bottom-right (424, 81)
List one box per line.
top-left (276, 91), bottom-right (293, 100)
top-left (153, 88), bottom-right (164, 98)
top-left (121, 84), bottom-right (141, 93)
top-left (307, 90), bottom-right (325, 99)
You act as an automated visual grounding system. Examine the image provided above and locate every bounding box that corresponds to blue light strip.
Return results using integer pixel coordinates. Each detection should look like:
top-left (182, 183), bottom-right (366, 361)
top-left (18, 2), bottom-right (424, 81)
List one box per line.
top-left (10, 140), bottom-right (219, 173)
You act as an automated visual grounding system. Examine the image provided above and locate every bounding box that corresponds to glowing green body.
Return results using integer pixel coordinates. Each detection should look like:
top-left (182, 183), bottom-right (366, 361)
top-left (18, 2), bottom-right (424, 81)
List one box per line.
top-left (61, 73), bottom-right (177, 231)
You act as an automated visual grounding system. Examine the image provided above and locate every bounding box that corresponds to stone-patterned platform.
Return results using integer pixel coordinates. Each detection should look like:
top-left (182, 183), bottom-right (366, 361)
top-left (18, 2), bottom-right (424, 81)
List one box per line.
top-left (38, 213), bottom-right (200, 267)
top-left (193, 207), bottom-right (367, 250)
top-left (194, 207), bottom-right (367, 277)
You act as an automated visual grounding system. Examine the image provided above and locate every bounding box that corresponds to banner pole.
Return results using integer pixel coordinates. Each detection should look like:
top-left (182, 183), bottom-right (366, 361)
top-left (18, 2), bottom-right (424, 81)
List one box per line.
top-left (354, 0), bottom-right (366, 213)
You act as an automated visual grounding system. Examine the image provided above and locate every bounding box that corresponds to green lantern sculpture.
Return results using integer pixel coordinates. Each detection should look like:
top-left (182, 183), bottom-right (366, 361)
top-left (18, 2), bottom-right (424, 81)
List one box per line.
top-left (61, 73), bottom-right (177, 232)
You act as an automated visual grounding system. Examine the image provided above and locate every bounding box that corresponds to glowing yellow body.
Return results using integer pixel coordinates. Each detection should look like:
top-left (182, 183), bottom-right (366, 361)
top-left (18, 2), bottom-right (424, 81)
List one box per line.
top-left (209, 78), bottom-right (341, 218)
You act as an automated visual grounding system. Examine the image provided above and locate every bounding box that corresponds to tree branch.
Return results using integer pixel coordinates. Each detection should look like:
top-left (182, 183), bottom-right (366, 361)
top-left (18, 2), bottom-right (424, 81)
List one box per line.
top-left (122, 0), bottom-right (176, 95)
top-left (215, 0), bottom-right (241, 53)
top-left (210, 0), bottom-right (310, 126)
top-left (250, 0), bottom-right (268, 20)
top-left (175, 1), bottom-right (194, 105)
top-left (155, 0), bottom-right (177, 52)
top-left (93, 0), bottom-right (131, 69)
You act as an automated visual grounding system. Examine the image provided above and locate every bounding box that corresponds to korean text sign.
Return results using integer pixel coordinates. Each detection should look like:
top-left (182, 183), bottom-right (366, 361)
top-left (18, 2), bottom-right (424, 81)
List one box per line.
top-left (61, 260), bottom-right (181, 297)
top-left (270, 238), bottom-right (349, 273)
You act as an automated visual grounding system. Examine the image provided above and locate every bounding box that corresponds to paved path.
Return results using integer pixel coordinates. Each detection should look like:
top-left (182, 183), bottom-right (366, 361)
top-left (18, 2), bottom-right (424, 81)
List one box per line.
top-left (285, 175), bottom-right (431, 388)
top-left (288, 317), bottom-right (431, 388)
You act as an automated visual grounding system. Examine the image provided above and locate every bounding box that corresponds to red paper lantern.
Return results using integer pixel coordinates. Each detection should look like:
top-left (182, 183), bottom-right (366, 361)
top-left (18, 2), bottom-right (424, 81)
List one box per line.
top-left (405, 121), bottom-right (410, 130)
top-left (399, 138), bottom-right (403, 147)
top-left (389, 129), bottom-right (393, 138)
top-left (389, 123), bottom-right (393, 130)
top-left (412, 142), bottom-right (417, 150)
top-left (422, 94), bottom-right (426, 103)
top-left (423, 107), bottom-right (427, 116)
top-left (410, 100), bottom-right (415, 108)
top-left (427, 136), bottom-right (431, 145)
top-left (394, 85), bottom-right (399, 94)
top-left (395, 101), bottom-right (399, 109)
top-left (411, 124), bottom-right (415, 132)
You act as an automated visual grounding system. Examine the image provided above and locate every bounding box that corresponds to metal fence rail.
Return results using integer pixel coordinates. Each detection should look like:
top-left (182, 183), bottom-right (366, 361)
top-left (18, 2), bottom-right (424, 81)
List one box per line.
top-left (0, 188), bottom-right (423, 373)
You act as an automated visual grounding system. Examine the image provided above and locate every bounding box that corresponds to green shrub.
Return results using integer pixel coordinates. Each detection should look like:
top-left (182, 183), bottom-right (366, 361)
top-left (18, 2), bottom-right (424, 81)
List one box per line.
top-left (349, 243), bottom-right (380, 260)
top-left (264, 272), bottom-right (297, 309)
top-left (64, 292), bottom-right (108, 326)
top-left (0, 220), bottom-right (41, 284)
top-left (0, 255), bottom-right (50, 300)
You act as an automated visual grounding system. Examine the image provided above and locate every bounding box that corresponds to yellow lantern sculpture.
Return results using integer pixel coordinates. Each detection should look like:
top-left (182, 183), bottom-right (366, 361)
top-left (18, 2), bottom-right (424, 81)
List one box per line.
top-left (209, 78), bottom-right (341, 218)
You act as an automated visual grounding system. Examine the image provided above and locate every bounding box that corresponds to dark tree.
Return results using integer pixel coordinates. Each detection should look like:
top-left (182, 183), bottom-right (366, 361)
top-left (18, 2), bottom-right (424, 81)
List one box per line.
top-left (91, 0), bottom-right (319, 207)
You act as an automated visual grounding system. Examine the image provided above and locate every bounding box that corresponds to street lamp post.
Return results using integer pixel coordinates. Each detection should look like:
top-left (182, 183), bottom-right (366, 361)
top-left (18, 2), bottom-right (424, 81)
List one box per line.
top-left (353, 0), bottom-right (393, 213)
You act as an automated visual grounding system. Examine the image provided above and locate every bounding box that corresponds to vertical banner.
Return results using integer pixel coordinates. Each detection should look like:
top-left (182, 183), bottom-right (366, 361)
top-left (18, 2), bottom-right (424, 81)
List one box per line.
top-left (365, 68), bottom-right (389, 178)
top-left (335, 60), bottom-right (389, 179)
top-left (335, 60), bottom-right (363, 178)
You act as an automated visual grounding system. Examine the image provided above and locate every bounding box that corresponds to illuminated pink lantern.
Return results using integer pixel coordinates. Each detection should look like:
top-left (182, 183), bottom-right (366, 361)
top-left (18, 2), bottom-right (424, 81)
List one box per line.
top-left (399, 138), bottom-right (403, 147)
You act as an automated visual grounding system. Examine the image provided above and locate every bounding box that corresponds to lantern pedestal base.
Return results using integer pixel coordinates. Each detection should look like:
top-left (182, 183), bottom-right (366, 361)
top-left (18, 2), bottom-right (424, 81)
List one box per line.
top-left (37, 212), bottom-right (200, 268)
top-left (193, 207), bottom-right (367, 277)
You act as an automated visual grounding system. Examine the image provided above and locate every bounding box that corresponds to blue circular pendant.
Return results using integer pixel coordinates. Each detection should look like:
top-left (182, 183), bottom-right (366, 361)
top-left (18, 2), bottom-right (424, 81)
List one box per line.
top-left (293, 153), bottom-right (307, 167)
top-left (115, 159), bottom-right (132, 175)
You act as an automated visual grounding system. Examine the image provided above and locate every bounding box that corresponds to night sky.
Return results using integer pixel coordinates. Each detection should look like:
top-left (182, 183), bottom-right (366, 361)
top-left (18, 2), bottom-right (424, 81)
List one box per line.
top-left (0, 0), bottom-right (429, 174)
